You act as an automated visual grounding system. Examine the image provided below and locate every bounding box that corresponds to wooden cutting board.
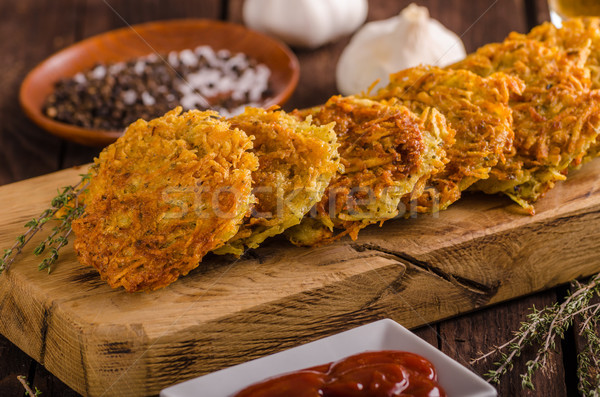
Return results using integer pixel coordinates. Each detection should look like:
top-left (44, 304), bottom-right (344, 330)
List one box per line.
top-left (1, 160), bottom-right (599, 396)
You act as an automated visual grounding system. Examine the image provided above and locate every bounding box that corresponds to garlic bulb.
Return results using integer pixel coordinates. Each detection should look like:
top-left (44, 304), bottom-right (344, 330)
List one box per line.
top-left (243, 0), bottom-right (368, 49)
top-left (336, 3), bottom-right (466, 96)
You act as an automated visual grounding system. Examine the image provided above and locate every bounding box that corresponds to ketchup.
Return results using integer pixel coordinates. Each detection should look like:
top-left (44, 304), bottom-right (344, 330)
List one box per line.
top-left (233, 351), bottom-right (446, 397)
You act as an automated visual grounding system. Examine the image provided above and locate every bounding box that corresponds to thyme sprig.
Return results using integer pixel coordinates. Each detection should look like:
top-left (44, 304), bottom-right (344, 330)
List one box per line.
top-left (576, 297), bottom-right (600, 395)
top-left (472, 273), bottom-right (600, 394)
top-left (17, 375), bottom-right (41, 396)
top-left (0, 173), bottom-right (89, 275)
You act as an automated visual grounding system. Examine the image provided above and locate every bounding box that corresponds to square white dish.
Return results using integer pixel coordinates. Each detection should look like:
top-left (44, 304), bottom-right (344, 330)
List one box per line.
top-left (160, 318), bottom-right (497, 397)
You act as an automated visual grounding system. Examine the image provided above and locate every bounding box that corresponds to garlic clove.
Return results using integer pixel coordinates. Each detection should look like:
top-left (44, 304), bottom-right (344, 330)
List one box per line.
top-left (336, 3), bottom-right (466, 96)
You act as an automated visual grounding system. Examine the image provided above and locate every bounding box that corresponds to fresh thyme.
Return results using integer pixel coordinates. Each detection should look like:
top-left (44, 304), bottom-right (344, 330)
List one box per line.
top-left (17, 375), bottom-right (42, 396)
top-left (472, 273), bottom-right (600, 394)
top-left (0, 173), bottom-right (89, 275)
top-left (576, 294), bottom-right (600, 395)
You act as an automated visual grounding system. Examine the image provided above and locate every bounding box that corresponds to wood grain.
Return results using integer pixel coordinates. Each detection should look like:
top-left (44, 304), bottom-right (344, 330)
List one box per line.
top-left (0, 155), bottom-right (599, 395)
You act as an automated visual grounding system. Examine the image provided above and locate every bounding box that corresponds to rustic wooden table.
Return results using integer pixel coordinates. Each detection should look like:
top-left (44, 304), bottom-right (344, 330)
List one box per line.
top-left (0, 0), bottom-right (585, 395)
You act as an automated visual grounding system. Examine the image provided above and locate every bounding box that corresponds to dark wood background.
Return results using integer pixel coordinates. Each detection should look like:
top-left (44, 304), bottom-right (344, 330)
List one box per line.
top-left (0, 0), bottom-right (585, 395)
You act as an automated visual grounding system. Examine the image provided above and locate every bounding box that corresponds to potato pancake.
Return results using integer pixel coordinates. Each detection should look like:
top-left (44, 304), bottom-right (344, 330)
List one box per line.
top-left (451, 38), bottom-right (600, 211)
top-left (213, 106), bottom-right (339, 256)
top-left (372, 66), bottom-right (524, 212)
top-left (511, 18), bottom-right (600, 88)
top-left (509, 18), bottom-right (600, 161)
top-left (286, 96), bottom-right (450, 246)
top-left (72, 108), bottom-right (258, 292)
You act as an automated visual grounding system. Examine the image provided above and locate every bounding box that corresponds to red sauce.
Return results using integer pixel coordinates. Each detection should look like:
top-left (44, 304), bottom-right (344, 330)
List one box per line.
top-left (233, 351), bottom-right (447, 397)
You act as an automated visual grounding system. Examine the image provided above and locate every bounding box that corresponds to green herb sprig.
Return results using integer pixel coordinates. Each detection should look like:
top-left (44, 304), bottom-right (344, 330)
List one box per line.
top-left (0, 173), bottom-right (89, 275)
top-left (17, 375), bottom-right (42, 396)
top-left (472, 273), bottom-right (600, 395)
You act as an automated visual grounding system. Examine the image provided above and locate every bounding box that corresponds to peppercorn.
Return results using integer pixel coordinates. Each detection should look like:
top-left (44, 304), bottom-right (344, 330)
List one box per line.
top-left (43, 45), bottom-right (272, 131)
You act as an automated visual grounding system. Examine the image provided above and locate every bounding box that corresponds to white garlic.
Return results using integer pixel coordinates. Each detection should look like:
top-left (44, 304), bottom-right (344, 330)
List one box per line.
top-left (336, 3), bottom-right (466, 96)
top-left (243, 0), bottom-right (368, 49)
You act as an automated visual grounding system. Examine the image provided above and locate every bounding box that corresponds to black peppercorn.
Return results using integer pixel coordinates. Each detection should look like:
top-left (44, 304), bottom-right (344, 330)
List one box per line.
top-left (42, 45), bottom-right (271, 131)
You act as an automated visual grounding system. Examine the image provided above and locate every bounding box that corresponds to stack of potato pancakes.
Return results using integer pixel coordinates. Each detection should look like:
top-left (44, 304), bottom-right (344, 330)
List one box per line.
top-left (72, 18), bottom-right (600, 292)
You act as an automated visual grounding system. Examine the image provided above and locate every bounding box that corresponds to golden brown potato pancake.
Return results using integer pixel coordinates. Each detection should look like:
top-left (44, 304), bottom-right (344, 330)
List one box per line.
top-left (72, 108), bottom-right (258, 292)
top-left (213, 106), bottom-right (339, 256)
top-left (451, 38), bottom-right (600, 211)
top-left (509, 18), bottom-right (600, 160)
top-left (286, 96), bottom-right (450, 246)
top-left (510, 18), bottom-right (600, 88)
top-left (372, 65), bottom-right (524, 212)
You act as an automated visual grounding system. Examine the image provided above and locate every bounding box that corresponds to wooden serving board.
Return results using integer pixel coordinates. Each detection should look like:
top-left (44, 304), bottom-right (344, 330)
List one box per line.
top-left (1, 160), bottom-right (600, 396)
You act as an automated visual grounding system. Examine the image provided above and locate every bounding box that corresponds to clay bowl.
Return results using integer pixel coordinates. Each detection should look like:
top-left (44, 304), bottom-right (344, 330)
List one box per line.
top-left (19, 19), bottom-right (300, 146)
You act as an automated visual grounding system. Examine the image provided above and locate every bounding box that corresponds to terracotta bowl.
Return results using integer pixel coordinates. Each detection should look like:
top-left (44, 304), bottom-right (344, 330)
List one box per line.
top-left (19, 19), bottom-right (300, 146)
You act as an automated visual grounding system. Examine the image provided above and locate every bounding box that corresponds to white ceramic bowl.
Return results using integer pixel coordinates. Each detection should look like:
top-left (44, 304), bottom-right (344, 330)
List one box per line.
top-left (160, 318), bottom-right (497, 397)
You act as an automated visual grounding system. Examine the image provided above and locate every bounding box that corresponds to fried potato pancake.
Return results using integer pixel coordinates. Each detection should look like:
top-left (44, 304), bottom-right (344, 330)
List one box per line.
top-left (509, 18), bottom-right (600, 160)
top-left (511, 18), bottom-right (600, 88)
top-left (286, 96), bottom-right (450, 246)
top-left (372, 65), bottom-right (524, 212)
top-left (451, 39), bottom-right (600, 211)
top-left (213, 107), bottom-right (339, 256)
top-left (72, 108), bottom-right (258, 292)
